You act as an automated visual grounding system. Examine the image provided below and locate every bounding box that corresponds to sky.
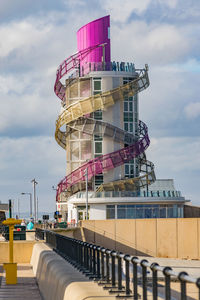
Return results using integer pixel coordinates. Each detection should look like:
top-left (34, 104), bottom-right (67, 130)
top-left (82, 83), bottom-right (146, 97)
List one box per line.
top-left (0, 0), bottom-right (200, 214)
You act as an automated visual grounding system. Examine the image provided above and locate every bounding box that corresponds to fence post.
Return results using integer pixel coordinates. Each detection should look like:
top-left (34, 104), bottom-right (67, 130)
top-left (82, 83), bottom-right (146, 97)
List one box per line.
top-left (141, 259), bottom-right (148, 300)
top-left (178, 271), bottom-right (188, 300)
top-left (150, 262), bottom-right (159, 300)
top-left (105, 249), bottom-right (110, 284)
top-left (132, 257), bottom-right (139, 300)
top-left (117, 253), bottom-right (123, 291)
top-left (96, 246), bottom-right (101, 279)
top-left (100, 247), bottom-right (105, 281)
top-left (163, 267), bottom-right (172, 300)
top-left (124, 255), bottom-right (131, 296)
top-left (110, 250), bottom-right (117, 288)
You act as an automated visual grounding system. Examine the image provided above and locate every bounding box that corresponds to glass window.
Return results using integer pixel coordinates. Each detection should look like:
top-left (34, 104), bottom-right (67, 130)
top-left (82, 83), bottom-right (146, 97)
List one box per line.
top-left (95, 174), bottom-right (103, 186)
top-left (124, 123), bottom-right (128, 131)
top-left (136, 207), bottom-right (144, 219)
top-left (152, 207), bottom-right (159, 218)
top-left (144, 208), bottom-right (152, 218)
top-left (160, 206), bottom-right (166, 218)
top-left (94, 110), bottom-right (102, 120)
top-left (167, 206), bottom-right (173, 218)
top-left (125, 164), bottom-right (129, 175)
top-left (124, 112), bottom-right (129, 121)
top-left (127, 208), bottom-right (135, 218)
top-left (124, 102), bottom-right (128, 111)
top-left (117, 205), bottom-right (126, 219)
top-left (173, 205), bottom-right (178, 218)
top-left (129, 113), bottom-right (133, 121)
top-left (95, 142), bottom-right (102, 154)
top-left (94, 80), bottom-right (101, 91)
top-left (106, 205), bottom-right (115, 219)
top-left (129, 102), bottom-right (133, 112)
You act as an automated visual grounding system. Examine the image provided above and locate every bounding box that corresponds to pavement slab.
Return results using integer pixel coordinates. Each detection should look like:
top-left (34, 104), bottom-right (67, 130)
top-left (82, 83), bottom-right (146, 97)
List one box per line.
top-left (0, 264), bottom-right (42, 300)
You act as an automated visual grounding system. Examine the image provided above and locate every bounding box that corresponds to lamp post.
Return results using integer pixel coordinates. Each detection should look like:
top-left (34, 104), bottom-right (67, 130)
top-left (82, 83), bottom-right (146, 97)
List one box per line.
top-left (31, 179), bottom-right (38, 223)
top-left (21, 192), bottom-right (32, 218)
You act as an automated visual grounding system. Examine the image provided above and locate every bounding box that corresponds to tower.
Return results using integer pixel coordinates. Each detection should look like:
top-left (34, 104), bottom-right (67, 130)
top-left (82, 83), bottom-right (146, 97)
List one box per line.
top-left (54, 16), bottom-right (186, 222)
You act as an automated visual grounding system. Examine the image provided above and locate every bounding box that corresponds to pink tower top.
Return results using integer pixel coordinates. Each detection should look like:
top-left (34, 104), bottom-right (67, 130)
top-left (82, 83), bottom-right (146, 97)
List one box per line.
top-left (77, 15), bottom-right (111, 64)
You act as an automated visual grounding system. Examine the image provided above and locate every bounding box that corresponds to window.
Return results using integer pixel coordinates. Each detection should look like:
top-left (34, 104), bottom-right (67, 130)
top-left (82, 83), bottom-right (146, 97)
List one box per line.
top-left (117, 205), bottom-right (126, 219)
top-left (95, 174), bottom-right (103, 186)
top-left (94, 110), bottom-right (102, 120)
top-left (93, 78), bottom-right (101, 94)
top-left (95, 142), bottom-right (102, 154)
top-left (160, 206), bottom-right (167, 218)
top-left (124, 163), bottom-right (134, 178)
top-left (106, 205), bottom-right (115, 219)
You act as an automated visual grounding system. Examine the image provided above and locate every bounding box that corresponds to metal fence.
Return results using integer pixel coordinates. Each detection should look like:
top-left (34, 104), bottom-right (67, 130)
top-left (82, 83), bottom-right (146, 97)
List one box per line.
top-left (35, 228), bottom-right (200, 299)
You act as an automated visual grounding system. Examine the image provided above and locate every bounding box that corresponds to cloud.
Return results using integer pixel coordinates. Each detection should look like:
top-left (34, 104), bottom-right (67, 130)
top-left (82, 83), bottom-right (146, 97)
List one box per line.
top-left (146, 136), bottom-right (200, 204)
top-left (0, 0), bottom-right (200, 210)
top-left (0, 135), bottom-right (65, 211)
top-left (184, 102), bottom-right (200, 119)
top-left (157, 0), bottom-right (178, 9)
top-left (111, 21), bottom-right (191, 66)
top-left (102, 0), bottom-right (151, 22)
top-left (0, 19), bottom-right (51, 58)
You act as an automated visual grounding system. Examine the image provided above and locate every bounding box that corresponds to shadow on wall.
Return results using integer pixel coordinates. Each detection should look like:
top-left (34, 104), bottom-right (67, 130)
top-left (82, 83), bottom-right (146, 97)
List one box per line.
top-left (73, 220), bottom-right (153, 256)
top-left (83, 228), bottom-right (150, 256)
top-left (75, 218), bottom-right (200, 259)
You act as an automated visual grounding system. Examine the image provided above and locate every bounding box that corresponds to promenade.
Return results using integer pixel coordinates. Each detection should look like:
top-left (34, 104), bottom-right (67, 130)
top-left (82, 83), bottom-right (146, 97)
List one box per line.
top-left (0, 264), bottom-right (42, 300)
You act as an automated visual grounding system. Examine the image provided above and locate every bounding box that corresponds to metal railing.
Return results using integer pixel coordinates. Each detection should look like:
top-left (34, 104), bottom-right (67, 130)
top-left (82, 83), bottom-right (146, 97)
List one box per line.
top-left (35, 228), bottom-right (45, 240)
top-left (36, 229), bottom-right (200, 299)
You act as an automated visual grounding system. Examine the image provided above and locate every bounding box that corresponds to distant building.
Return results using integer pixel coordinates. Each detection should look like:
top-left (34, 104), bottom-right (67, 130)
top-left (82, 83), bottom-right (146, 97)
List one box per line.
top-left (0, 202), bottom-right (8, 231)
top-left (54, 16), bottom-right (189, 223)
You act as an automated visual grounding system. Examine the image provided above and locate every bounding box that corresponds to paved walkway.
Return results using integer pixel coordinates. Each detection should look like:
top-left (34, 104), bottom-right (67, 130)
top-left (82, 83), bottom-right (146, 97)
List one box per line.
top-left (0, 264), bottom-right (42, 300)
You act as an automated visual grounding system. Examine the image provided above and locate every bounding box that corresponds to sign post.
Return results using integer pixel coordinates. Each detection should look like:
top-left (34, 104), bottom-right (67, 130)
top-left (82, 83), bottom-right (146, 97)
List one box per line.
top-left (3, 218), bottom-right (22, 284)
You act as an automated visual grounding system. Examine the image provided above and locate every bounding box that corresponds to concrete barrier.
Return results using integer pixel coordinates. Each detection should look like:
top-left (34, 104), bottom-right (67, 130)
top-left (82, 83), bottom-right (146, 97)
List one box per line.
top-left (31, 242), bottom-right (115, 300)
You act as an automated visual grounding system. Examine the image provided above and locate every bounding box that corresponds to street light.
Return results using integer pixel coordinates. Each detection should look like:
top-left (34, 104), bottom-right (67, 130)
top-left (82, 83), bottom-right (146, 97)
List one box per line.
top-left (31, 179), bottom-right (38, 223)
top-left (21, 192), bottom-right (32, 218)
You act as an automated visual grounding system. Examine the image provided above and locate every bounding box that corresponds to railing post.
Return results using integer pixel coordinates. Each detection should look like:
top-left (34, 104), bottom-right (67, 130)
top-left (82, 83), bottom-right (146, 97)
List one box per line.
top-left (178, 271), bottom-right (188, 300)
top-left (96, 246), bottom-right (101, 279)
top-left (106, 249), bottom-right (110, 284)
top-left (132, 257), bottom-right (139, 300)
top-left (141, 259), bottom-right (148, 300)
top-left (163, 267), bottom-right (172, 300)
top-left (89, 244), bottom-right (93, 274)
top-left (124, 255), bottom-right (131, 296)
top-left (110, 250), bottom-right (116, 287)
top-left (85, 243), bottom-right (89, 271)
top-left (117, 253), bottom-right (123, 291)
top-left (150, 262), bottom-right (159, 300)
top-left (100, 248), bottom-right (105, 281)
top-left (92, 245), bottom-right (96, 276)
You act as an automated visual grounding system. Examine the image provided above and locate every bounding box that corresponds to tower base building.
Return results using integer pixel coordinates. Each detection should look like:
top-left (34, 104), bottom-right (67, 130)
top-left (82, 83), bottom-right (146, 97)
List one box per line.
top-left (54, 16), bottom-right (189, 223)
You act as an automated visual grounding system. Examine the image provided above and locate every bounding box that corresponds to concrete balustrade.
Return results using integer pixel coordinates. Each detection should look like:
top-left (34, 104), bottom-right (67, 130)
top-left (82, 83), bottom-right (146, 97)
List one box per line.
top-left (31, 242), bottom-right (115, 300)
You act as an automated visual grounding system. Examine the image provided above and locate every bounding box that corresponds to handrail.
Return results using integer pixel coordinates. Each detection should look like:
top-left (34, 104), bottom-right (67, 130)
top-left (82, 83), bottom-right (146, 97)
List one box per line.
top-left (38, 229), bottom-right (200, 299)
